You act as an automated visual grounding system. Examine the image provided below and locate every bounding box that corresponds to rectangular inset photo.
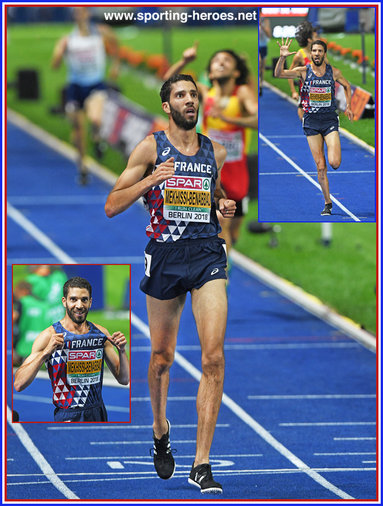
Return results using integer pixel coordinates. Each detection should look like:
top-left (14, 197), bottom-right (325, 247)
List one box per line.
top-left (258, 6), bottom-right (376, 222)
top-left (11, 264), bottom-right (131, 423)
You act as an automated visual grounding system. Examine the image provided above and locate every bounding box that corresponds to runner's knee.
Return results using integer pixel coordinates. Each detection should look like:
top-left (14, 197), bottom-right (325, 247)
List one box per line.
top-left (150, 349), bottom-right (174, 375)
top-left (201, 349), bottom-right (225, 377)
top-left (317, 166), bottom-right (327, 182)
top-left (328, 154), bottom-right (341, 169)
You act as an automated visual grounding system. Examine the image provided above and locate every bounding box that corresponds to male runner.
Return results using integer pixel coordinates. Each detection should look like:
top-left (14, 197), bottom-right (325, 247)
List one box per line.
top-left (274, 38), bottom-right (353, 216)
top-left (105, 74), bottom-right (236, 493)
top-left (164, 44), bottom-right (258, 254)
top-left (287, 21), bottom-right (320, 119)
top-left (14, 277), bottom-right (129, 422)
top-left (51, 6), bottom-right (119, 184)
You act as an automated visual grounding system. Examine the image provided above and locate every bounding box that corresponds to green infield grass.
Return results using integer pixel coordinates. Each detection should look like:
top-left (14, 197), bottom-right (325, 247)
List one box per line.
top-left (235, 200), bottom-right (376, 334)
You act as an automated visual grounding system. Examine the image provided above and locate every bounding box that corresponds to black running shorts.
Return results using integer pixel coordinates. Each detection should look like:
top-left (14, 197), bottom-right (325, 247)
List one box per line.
top-left (302, 112), bottom-right (339, 137)
top-left (140, 236), bottom-right (227, 300)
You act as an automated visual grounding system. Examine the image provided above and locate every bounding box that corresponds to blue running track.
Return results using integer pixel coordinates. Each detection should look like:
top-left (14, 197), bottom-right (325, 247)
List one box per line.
top-left (258, 86), bottom-right (376, 223)
top-left (6, 119), bottom-right (377, 502)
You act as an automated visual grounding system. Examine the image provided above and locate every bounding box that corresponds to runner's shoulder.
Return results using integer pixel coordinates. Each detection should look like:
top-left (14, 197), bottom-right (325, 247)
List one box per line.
top-left (130, 134), bottom-right (157, 163)
top-left (93, 322), bottom-right (110, 337)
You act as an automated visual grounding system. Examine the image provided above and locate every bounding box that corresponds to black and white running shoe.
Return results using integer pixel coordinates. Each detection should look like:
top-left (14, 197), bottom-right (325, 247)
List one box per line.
top-left (151, 419), bottom-right (175, 479)
top-left (321, 203), bottom-right (332, 216)
top-left (188, 463), bottom-right (222, 494)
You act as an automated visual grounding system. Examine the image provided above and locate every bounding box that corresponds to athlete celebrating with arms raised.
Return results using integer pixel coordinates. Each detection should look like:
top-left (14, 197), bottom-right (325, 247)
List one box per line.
top-left (105, 74), bottom-right (236, 493)
top-left (275, 38), bottom-right (353, 216)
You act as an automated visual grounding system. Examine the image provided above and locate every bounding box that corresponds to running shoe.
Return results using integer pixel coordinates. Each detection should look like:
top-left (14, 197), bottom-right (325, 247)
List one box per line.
top-left (321, 203), bottom-right (332, 216)
top-left (188, 463), bottom-right (222, 494)
top-left (151, 419), bottom-right (176, 479)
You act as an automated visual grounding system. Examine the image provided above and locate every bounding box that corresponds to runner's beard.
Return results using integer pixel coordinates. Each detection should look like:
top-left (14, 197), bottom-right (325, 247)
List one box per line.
top-left (66, 306), bottom-right (89, 324)
top-left (312, 55), bottom-right (325, 67)
top-left (169, 104), bottom-right (198, 130)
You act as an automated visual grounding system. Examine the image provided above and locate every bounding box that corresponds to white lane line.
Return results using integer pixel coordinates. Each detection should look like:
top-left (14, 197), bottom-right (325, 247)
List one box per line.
top-left (7, 257), bottom-right (57, 264)
top-left (280, 422), bottom-right (375, 427)
top-left (7, 203), bottom-right (74, 264)
top-left (132, 314), bottom-right (354, 500)
top-left (90, 440), bottom-right (196, 445)
top-left (8, 467), bottom-right (375, 486)
top-left (132, 343), bottom-right (359, 352)
top-left (13, 394), bottom-right (51, 405)
top-left (334, 437), bottom-right (376, 441)
top-left (47, 424), bottom-right (229, 431)
top-left (107, 462), bottom-right (124, 470)
top-left (6, 407), bottom-right (78, 499)
top-left (263, 135), bottom-right (306, 138)
top-left (314, 452), bottom-right (376, 456)
top-left (260, 132), bottom-right (361, 222)
top-left (8, 195), bottom-right (106, 205)
top-left (362, 461), bottom-right (376, 464)
top-left (7, 163), bottom-right (355, 501)
top-left (249, 394), bottom-right (375, 400)
top-left (65, 453), bottom-right (263, 460)
top-left (131, 396), bottom-right (195, 401)
top-left (259, 170), bottom-right (375, 176)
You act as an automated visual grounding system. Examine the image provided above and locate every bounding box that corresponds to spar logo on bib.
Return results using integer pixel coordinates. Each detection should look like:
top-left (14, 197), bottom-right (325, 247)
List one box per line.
top-left (164, 176), bottom-right (211, 223)
top-left (67, 348), bottom-right (103, 386)
top-left (68, 350), bottom-right (97, 360)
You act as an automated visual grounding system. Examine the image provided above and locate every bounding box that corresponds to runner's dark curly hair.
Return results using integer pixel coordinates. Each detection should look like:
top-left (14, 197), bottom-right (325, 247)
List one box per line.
top-left (295, 21), bottom-right (316, 48)
top-left (63, 277), bottom-right (92, 298)
top-left (207, 49), bottom-right (249, 85)
top-left (160, 74), bottom-right (198, 103)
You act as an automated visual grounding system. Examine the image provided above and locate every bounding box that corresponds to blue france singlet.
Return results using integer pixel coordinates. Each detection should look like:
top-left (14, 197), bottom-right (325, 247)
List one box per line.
top-left (46, 321), bottom-right (107, 410)
top-left (142, 131), bottom-right (221, 243)
top-left (300, 63), bottom-right (337, 115)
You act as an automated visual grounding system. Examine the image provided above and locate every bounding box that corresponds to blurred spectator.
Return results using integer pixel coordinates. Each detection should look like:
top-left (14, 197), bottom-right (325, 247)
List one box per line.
top-left (51, 6), bottom-right (120, 184)
top-left (259, 11), bottom-right (271, 96)
top-left (26, 265), bottom-right (67, 324)
top-left (12, 296), bottom-right (22, 366)
top-left (13, 281), bottom-right (49, 362)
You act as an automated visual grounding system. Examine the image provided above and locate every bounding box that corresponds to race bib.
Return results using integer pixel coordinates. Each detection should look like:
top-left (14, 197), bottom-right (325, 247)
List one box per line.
top-left (67, 349), bottom-right (103, 386)
top-left (164, 176), bottom-right (211, 223)
top-left (309, 86), bottom-right (331, 108)
top-left (208, 129), bottom-right (243, 162)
